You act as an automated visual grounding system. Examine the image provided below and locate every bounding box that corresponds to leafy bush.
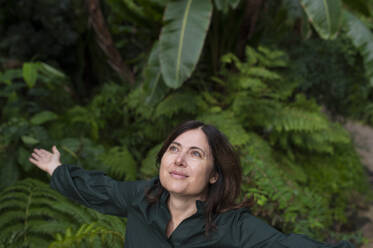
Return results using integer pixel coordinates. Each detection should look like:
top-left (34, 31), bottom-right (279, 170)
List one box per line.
top-left (0, 45), bottom-right (369, 246)
top-left (0, 179), bottom-right (125, 248)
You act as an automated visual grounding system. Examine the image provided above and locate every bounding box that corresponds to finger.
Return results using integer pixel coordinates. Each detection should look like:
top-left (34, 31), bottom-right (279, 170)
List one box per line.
top-left (38, 149), bottom-right (51, 155)
top-left (52, 146), bottom-right (60, 155)
top-left (34, 149), bottom-right (45, 156)
top-left (31, 152), bottom-right (41, 160)
top-left (29, 157), bottom-right (39, 165)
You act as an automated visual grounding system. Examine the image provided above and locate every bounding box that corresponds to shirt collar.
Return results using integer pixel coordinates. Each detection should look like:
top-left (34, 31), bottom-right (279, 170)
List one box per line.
top-left (160, 190), bottom-right (206, 215)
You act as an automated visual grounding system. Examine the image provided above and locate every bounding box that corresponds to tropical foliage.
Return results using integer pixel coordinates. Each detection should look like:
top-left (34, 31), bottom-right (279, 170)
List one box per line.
top-left (1, 0), bottom-right (373, 247)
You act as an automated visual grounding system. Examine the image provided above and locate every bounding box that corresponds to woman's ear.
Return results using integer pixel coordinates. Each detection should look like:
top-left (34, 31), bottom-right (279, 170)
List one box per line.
top-left (209, 172), bottom-right (218, 184)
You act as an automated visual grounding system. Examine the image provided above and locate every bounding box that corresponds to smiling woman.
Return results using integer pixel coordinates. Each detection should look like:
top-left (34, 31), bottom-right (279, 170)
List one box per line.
top-left (29, 120), bottom-right (354, 248)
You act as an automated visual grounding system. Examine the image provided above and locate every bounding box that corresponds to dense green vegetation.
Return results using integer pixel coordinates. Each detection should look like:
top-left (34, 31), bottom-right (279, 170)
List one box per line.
top-left (1, 0), bottom-right (373, 247)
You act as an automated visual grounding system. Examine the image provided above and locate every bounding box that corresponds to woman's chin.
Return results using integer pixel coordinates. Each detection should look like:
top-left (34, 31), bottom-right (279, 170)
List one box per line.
top-left (164, 182), bottom-right (188, 195)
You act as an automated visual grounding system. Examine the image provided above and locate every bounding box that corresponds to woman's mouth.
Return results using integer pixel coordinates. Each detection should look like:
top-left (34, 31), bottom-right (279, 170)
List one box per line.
top-left (170, 171), bottom-right (188, 179)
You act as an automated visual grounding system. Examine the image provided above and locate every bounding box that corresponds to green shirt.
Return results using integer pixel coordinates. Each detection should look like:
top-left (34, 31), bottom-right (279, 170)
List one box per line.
top-left (50, 164), bottom-right (354, 248)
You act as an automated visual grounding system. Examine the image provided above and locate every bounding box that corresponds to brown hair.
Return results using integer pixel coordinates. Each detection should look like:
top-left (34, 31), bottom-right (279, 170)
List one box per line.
top-left (146, 120), bottom-right (245, 234)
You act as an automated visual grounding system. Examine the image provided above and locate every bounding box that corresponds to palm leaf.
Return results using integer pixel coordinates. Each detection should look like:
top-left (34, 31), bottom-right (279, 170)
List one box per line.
top-left (159, 0), bottom-right (213, 88)
top-left (298, 0), bottom-right (342, 39)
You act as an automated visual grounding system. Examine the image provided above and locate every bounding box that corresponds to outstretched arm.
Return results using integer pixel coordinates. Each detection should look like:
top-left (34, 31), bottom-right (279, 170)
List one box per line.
top-left (29, 146), bottom-right (61, 176)
top-left (29, 146), bottom-right (151, 217)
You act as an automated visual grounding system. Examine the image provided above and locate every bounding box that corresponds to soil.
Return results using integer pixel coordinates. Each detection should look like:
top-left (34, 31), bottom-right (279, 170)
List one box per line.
top-left (344, 121), bottom-right (373, 248)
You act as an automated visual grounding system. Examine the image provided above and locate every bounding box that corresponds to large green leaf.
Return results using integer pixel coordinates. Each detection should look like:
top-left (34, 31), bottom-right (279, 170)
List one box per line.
top-left (298, 0), bottom-right (342, 39)
top-left (30, 111), bottom-right (58, 125)
top-left (142, 42), bottom-right (169, 105)
top-left (344, 11), bottom-right (373, 86)
top-left (159, 0), bottom-right (213, 88)
top-left (21, 135), bottom-right (39, 146)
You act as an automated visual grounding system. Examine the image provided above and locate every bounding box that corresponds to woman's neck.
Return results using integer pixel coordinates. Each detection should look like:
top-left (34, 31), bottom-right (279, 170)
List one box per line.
top-left (166, 194), bottom-right (202, 237)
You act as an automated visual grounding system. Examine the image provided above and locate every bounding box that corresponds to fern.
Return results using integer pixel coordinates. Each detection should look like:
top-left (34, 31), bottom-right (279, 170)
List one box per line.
top-left (220, 46), bottom-right (352, 155)
top-left (198, 111), bottom-right (251, 147)
top-left (0, 179), bottom-right (79, 246)
top-left (154, 92), bottom-right (200, 118)
top-left (211, 46), bottom-right (369, 240)
top-left (241, 133), bottom-right (332, 237)
top-left (49, 222), bottom-right (124, 248)
top-left (126, 85), bottom-right (155, 120)
top-left (99, 146), bottom-right (137, 180)
top-left (0, 179), bottom-right (126, 247)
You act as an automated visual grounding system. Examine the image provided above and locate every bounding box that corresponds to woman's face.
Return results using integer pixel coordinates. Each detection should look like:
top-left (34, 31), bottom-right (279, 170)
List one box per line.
top-left (159, 128), bottom-right (218, 199)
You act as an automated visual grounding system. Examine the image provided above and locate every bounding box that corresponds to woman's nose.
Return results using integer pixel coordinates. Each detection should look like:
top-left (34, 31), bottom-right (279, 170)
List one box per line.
top-left (175, 152), bottom-right (187, 166)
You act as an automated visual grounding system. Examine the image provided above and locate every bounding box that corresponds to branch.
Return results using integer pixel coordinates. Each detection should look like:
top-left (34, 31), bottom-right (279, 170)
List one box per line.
top-left (87, 0), bottom-right (135, 84)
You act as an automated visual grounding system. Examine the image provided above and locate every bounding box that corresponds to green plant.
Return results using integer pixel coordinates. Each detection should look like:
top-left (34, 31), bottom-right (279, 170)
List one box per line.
top-left (0, 179), bottom-right (125, 248)
top-left (49, 221), bottom-right (125, 248)
top-left (210, 45), bottom-right (368, 240)
top-left (0, 63), bottom-right (72, 189)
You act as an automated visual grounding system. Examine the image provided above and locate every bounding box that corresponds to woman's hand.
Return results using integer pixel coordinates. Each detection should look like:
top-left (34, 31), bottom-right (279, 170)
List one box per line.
top-left (29, 146), bottom-right (62, 176)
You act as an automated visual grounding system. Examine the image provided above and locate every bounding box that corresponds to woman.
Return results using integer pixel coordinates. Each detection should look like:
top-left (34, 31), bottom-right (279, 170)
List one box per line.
top-left (29, 120), bottom-right (353, 247)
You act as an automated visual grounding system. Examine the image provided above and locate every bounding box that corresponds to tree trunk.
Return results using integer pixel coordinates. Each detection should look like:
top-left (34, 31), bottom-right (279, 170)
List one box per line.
top-left (86, 0), bottom-right (135, 84)
top-left (236, 0), bottom-right (264, 56)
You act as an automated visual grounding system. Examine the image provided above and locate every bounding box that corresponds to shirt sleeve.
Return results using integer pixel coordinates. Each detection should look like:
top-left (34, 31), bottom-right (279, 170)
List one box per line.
top-left (50, 164), bottom-right (150, 217)
top-left (237, 210), bottom-right (355, 248)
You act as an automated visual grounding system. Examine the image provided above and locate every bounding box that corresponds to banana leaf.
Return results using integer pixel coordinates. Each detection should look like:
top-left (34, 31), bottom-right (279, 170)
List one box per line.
top-left (299, 0), bottom-right (342, 39)
top-left (159, 0), bottom-right (213, 88)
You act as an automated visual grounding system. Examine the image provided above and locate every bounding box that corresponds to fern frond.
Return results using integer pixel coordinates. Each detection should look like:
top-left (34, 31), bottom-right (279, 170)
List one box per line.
top-left (257, 46), bottom-right (289, 67)
top-left (0, 179), bottom-right (115, 246)
top-left (154, 92), bottom-right (199, 118)
top-left (246, 67), bottom-right (282, 80)
top-left (221, 53), bottom-right (244, 68)
top-left (270, 107), bottom-right (329, 132)
top-left (238, 77), bottom-right (267, 91)
top-left (295, 125), bottom-right (350, 154)
top-left (241, 135), bottom-right (330, 235)
top-left (198, 111), bottom-right (250, 146)
top-left (99, 146), bottom-right (137, 180)
top-left (126, 85), bottom-right (155, 119)
top-left (49, 222), bottom-right (124, 248)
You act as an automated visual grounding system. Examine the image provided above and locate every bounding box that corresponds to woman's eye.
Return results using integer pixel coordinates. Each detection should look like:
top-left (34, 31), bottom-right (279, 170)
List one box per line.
top-left (191, 151), bottom-right (202, 158)
top-left (169, 146), bottom-right (178, 152)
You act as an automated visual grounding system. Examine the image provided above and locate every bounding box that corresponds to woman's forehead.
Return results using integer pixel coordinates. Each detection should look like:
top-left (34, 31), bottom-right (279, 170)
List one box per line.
top-left (173, 129), bottom-right (210, 150)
